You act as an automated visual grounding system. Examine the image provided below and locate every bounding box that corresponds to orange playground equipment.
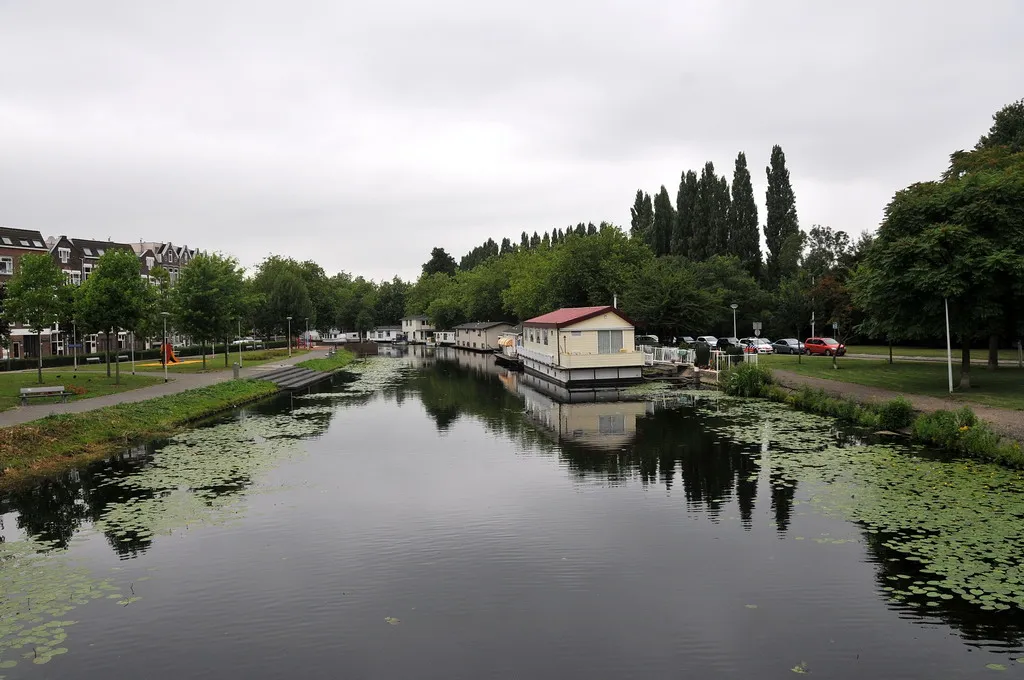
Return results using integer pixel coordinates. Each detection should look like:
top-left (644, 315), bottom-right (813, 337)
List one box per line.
top-left (163, 343), bottom-right (180, 364)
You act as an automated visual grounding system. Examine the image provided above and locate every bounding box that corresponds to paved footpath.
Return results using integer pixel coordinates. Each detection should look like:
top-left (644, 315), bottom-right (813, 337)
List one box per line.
top-left (0, 349), bottom-right (329, 428)
top-left (773, 369), bottom-right (1024, 443)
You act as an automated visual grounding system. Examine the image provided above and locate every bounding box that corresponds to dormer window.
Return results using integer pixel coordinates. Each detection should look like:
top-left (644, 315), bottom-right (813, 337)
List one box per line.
top-left (58, 247), bottom-right (71, 263)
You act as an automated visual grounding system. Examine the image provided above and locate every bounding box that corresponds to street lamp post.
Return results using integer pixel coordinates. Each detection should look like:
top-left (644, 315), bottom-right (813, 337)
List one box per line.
top-left (305, 318), bottom-right (309, 350)
top-left (73, 321), bottom-right (77, 372)
top-left (238, 318), bottom-right (243, 367)
top-left (161, 312), bottom-right (170, 383)
top-left (287, 316), bottom-right (293, 357)
top-left (730, 303), bottom-right (738, 338)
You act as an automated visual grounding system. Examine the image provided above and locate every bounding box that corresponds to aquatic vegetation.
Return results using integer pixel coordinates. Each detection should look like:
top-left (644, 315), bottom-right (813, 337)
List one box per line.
top-left (721, 363), bottom-right (774, 398)
top-left (0, 537), bottom-right (120, 668)
top-left (708, 400), bottom-right (1024, 613)
top-left (876, 396), bottom-right (915, 431)
top-left (913, 408), bottom-right (1024, 467)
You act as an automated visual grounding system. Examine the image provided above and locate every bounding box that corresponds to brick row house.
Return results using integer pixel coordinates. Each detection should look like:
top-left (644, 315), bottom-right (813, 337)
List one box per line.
top-left (0, 227), bottom-right (51, 359)
top-left (1, 229), bottom-right (200, 360)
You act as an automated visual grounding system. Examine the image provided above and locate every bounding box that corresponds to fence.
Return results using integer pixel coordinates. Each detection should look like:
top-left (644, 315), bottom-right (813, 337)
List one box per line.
top-left (712, 351), bottom-right (757, 371)
top-left (639, 345), bottom-right (696, 367)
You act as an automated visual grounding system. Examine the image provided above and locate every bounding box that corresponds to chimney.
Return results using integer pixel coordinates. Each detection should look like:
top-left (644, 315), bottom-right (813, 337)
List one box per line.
top-left (613, 293), bottom-right (618, 309)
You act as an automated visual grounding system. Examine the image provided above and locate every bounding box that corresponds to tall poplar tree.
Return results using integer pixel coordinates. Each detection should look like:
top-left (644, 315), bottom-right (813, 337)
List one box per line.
top-left (729, 151), bottom-right (761, 277)
top-left (764, 144), bottom-right (799, 285)
top-left (651, 186), bottom-right (675, 257)
top-left (672, 170), bottom-right (698, 256)
top-left (692, 162), bottom-right (728, 259)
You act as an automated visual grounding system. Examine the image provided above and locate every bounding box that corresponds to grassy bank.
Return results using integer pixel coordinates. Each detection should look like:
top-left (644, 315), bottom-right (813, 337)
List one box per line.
top-left (0, 379), bottom-right (280, 488)
top-left (848, 344), bottom-right (1020, 362)
top-left (763, 355), bottom-right (1024, 411)
top-left (0, 370), bottom-right (162, 412)
top-left (723, 363), bottom-right (1024, 468)
top-left (296, 349), bottom-right (355, 372)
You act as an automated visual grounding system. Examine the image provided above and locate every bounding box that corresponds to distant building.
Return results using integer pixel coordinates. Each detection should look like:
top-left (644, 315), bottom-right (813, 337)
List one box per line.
top-left (367, 326), bottom-right (402, 342)
top-left (453, 321), bottom-right (516, 352)
top-left (0, 226), bottom-right (48, 282)
top-left (520, 306), bottom-right (643, 387)
top-left (401, 315), bottom-right (434, 344)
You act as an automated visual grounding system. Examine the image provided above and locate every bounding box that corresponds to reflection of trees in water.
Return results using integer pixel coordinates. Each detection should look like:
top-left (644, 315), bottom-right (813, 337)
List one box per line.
top-left (863, 529), bottom-right (1024, 647)
top-left (0, 391), bottom-right (332, 559)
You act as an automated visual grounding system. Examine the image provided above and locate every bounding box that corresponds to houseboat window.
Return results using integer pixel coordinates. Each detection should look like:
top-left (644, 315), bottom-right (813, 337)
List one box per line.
top-left (598, 330), bottom-right (623, 354)
top-left (571, 330), bottom-right (582, 336)
top-left (599, 414), bottom-right (626, 434)
top-left (543, 330), bottom-right (548, 345)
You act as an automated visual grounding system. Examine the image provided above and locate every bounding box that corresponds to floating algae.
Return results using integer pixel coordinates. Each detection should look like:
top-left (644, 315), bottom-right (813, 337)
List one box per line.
top-left (707, 400), bottom-right (1024, 613)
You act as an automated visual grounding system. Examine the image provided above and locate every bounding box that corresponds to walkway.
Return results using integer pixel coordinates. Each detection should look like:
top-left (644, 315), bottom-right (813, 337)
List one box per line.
top-left (0, 350), bottom-right (328, 428)
top-left (773, 369), bottom-right (1024, 443)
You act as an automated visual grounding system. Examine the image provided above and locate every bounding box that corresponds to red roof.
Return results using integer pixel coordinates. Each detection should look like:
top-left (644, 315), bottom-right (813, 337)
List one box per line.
top-left (524, 306), bottom-right (634, 328)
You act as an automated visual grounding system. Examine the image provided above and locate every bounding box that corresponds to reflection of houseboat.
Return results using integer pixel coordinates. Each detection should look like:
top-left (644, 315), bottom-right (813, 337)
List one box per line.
top-left (516, 378), bottom-right (647, 450)
top-left (520, 306), bottom-right (644, 388)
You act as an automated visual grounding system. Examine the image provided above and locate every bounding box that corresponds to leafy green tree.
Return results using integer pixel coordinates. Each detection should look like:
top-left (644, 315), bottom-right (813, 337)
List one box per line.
top-left (773, 272), bottom-right (813, 359)
top-left (530, 231), bottom-right (541, 249)
top-left (764, 144), bottom-right (799, 285)
top-left (406, 272), bottom-right (456, 316)
top-left (692, 162), bottom-right (729, 259)
top-left (500, 237), bottom-right (513, 255)
top-left (0, 284), bottom-right (10, 369)
top-left (621, 257), bottom-right (715, 338)
top-left (975, 97), bottom-right (1024, 152)
top-left (422, 247), bottom-right (457, 277)
top-left (372, 277), bottom-right (409, 325)
top-left (672, 170), bottom-right (697, 256)
top-left (651, 186), bottom-right (675, 257)
top-left (803, 225), bottom-right (851, 280)
top-left (630, 190), bottom-right (654, 243)
top-left (7, 254), bottom-right (68, 383)
top-left (75, 250), bottom-right (150, 383)
top-left (692, 255), bottom-right (771, 337)
top-left (501, 248), bottom-right (557, 321)
top-left (172, 253), bottom-right (246, 370)
top-left (541, 232), bottom-right (551, 249)
top-left (729, 152), bottom-right (761, 277)
top-left (520, 232), bottom-right (529, 249)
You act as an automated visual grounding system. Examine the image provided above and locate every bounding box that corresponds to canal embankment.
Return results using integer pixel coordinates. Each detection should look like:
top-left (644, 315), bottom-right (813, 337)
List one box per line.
top-left (722, 363), bottom-right (1024, 468)
top-left (0, 349), bottom-right (355, 488)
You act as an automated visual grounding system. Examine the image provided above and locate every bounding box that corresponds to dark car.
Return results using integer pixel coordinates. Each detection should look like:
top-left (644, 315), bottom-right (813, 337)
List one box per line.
top-left (772, 338), bottom-right (805, 354)
top-left (680, 336), bottom-right (695, 344)
top-left (804, 337), bottom-right (846, 356)
top-left (716, 337), bottom-right (740, 350)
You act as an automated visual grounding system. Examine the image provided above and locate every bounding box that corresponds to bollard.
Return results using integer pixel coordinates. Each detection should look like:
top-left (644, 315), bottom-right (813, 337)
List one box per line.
top-left (233, 362), bottom-right (240, 379)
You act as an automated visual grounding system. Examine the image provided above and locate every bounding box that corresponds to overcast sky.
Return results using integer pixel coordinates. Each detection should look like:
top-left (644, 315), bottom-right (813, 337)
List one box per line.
top-left (1, 1), bottom-right (1021, 281)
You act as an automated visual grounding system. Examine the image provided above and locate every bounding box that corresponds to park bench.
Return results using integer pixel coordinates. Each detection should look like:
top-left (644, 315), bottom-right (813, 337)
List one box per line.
top-left (117, 354), bottom-right (129, 362)
top-left (86, 356), bottom-right (101, 364)
top-left (20, 386), bottom-right (70, 406)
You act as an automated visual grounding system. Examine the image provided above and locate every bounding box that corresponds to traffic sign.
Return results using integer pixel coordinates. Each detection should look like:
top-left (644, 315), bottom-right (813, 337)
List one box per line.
top-left (832, 322), bottom-right (838, 330)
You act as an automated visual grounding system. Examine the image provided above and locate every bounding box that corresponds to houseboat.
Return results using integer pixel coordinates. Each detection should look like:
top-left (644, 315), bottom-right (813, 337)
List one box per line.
top-left (494, 331), bottom-right (522, 369)
top-left (367, 326), bottom-right (402, 343)
top-left (436, 330), bottom-right (456, 346)
top-left (454, 321), bottom-right (516, 352)
top-left (519, 306), bottom-right (644, 387)
top-left (401, 315), bottom-right (435, 344)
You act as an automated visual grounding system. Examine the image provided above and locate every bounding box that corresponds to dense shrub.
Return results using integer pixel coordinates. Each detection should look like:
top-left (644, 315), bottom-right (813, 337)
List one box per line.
top-left (722, 363), bottom-right (773, 398)
top-left (912, 406), bottom-right (1024, 467)
top-left (694, 342), bottom-right (711, 368)
top-left (876, 396), bottom-right (915, 431)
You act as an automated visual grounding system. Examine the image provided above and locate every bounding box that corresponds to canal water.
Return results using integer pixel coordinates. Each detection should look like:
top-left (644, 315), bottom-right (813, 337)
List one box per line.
top-left (2, 347), bottom-right (1024, 679)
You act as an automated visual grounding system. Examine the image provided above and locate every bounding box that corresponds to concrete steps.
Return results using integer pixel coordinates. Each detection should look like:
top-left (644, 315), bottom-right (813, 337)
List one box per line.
top-left (254, 365), bottom-right (332, 391)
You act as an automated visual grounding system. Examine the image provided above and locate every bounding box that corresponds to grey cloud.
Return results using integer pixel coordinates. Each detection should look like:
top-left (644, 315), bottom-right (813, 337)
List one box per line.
top-left (1, 0), bottom-right (1021, 281)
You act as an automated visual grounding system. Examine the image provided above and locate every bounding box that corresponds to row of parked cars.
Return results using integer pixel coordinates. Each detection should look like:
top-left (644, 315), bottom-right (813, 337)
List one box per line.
top-left (671, 335), bottom-right (847, 356)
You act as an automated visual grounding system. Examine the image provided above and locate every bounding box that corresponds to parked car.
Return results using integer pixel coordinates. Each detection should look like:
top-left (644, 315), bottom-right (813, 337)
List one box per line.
top-left (772, 338), bottom-right (805, 355)
top-left (679, 336), bottom-right (696, 344)
top-left (805, 337), bottom-right (846, 356)
top-left (695, 335), bottom-right (718, 346)
top-left (740, 337), bottom-right (774, 354)
top-left (716, 337), bottom-right (741, 350)
top-left (635, 334), bottom-right (660, 347)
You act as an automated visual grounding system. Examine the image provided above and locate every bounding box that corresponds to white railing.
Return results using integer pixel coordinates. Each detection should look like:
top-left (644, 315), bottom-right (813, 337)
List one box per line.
top-left (712, 351), bottom-right (757, 371)
top-left (638, 345), bottom-right (695, 366)
top-left (518, 346), bottom-right (557, 365)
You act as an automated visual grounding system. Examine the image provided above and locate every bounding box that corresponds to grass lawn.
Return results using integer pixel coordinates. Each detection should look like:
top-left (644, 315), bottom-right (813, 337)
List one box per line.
top-left (296, 349), bottom-right (355, 372)
top-left (848, 344), bottom-right (1021, 362)
top-left (134, 348), bottom-right (308, 374)
top-left (0, 379), bottom-right (279, 487)
top-left (763, 354), bottom-right (1024, 410)
top-left (0, 369), bottom-right (162, 412)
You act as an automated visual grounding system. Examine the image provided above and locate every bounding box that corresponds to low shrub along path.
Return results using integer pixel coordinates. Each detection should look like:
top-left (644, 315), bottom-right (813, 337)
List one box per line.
top-left (772, 369), bottom-right (1024, 444)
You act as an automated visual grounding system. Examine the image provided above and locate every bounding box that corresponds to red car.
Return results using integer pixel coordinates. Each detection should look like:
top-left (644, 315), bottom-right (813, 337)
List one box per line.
top-left (804, 337), bottom-right (846, 356)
